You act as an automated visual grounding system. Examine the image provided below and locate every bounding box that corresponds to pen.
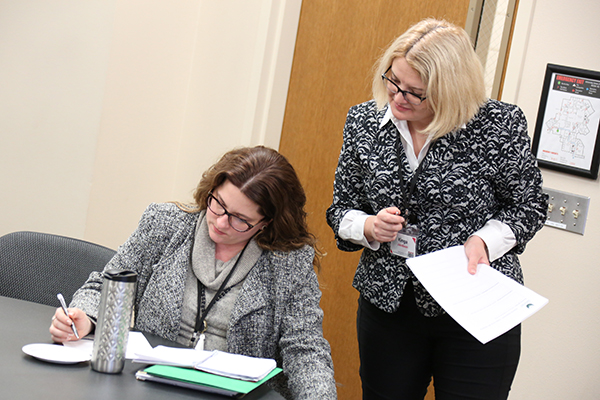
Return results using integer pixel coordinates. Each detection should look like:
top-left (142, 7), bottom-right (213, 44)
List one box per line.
top-left (57, 293), bottom-right (80, 339)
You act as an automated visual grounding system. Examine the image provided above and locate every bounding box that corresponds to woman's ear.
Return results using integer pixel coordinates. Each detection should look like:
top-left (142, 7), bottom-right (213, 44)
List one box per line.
top-left (260, 220), bottom-right (272, 230)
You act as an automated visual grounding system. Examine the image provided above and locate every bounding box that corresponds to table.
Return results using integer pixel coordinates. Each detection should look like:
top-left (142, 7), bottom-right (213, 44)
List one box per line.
top-left (0, 296), bottom-right (284, 400)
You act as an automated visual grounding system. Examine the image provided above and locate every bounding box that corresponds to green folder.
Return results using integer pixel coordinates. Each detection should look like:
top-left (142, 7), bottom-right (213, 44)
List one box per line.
top-left (136, 364), bottom-right (282, 397)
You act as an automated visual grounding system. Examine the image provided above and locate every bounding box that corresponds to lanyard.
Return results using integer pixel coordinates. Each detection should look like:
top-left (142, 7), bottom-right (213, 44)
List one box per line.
top-left (396, 139), bottom-right (436, 224)
top-left (191, 239), bottom-right (251, 349)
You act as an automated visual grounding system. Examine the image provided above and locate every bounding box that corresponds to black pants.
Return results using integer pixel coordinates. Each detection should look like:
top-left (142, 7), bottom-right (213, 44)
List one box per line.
top-left (357, 283), bottom-right (521, 400)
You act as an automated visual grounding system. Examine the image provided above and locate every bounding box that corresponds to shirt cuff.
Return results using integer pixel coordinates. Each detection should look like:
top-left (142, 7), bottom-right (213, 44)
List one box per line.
top-left (338, 210), bottom-right (381, 251)
top-left (471, 220), bottom-right (516, 262)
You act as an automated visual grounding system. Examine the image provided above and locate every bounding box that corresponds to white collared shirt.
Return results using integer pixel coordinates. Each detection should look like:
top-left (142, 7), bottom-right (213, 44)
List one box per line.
top-left (337, 106), bottom-right (516, 261)
top-left (383, 106), bottom-right (432, 170)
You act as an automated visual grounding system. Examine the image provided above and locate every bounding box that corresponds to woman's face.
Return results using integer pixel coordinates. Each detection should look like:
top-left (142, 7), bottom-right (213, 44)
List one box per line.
top-left (206, 180), bottom-right (267, 248)
top-left (387, 57), bottom-right (434, 130)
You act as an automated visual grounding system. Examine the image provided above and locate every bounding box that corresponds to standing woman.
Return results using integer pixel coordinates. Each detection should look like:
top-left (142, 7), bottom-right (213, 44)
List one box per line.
top-left (326, 18), bottom-right (547, 400)
top-left (50, 146), bottom-right (337, 400)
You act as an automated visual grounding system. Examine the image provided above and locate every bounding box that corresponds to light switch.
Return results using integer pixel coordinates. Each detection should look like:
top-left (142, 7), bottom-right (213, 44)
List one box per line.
top-left (542, 187), bottom-right (590, 235)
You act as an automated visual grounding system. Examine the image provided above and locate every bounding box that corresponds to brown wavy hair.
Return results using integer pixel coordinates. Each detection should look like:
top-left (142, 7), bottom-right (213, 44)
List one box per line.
top-left (181, 146), bottom-right (321, 269)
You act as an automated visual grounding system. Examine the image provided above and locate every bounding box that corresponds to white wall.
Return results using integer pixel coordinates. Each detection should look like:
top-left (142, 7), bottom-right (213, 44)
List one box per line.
top-left (0, 0), bottom-right (301, 249)
top-left (0, 0), bottom-right (116, 241)
top-left (503, 0), bottom-right (600, 398)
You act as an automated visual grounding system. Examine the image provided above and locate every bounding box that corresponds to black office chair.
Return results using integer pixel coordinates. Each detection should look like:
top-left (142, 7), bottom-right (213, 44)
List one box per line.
top-left (0, 231), bottom-right (116, 306)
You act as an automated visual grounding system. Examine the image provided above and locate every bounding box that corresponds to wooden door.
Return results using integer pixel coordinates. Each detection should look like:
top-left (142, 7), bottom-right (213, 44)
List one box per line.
top-left (278, 1), bottom-right (470, 399)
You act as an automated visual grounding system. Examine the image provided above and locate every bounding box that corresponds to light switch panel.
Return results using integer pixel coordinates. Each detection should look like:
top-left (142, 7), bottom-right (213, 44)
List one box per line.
top-left (542, 187), bottom-right (590, 235)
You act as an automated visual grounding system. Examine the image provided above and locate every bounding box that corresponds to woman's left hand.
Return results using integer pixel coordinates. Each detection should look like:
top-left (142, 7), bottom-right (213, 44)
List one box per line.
top-left (464, 235), bottom-right (489, 275)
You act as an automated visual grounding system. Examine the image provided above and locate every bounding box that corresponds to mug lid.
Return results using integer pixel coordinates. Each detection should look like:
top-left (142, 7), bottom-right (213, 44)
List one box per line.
top-left (103, 269), bottom-right (137, 282)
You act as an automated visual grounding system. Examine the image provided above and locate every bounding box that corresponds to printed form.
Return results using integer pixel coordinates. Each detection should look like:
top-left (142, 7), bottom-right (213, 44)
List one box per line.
top-left (406, 246), bottom-right (548, 344)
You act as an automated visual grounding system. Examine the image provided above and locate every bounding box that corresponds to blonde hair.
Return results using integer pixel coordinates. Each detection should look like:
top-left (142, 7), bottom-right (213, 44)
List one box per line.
top-left (372, 18), bottom-right (486, 139)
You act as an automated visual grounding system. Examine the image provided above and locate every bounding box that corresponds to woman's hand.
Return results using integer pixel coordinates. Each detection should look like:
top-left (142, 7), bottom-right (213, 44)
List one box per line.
top-left (364, 207), bottom-right (406, 243)
top-left (49, 307), bottom-right (93, 343)
top-left (464, 235), bottom-right (490, 275)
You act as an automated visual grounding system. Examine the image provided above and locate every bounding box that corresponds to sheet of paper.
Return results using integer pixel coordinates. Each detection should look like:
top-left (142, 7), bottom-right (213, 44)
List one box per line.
top-left (195, 350), bottom-right (277, 382)
top-left (406, 245), bottom-right (548, 344)
top-left (62, 331), bottom-right (153, 359)
top-left (132, 345), bottom-right (213, 367)
top-left (126, 331), bottom-right (153, 359)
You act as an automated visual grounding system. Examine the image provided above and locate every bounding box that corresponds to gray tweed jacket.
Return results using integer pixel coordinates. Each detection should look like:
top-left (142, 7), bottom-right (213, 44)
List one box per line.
top-left (71, 203), bottom-right (337, 400)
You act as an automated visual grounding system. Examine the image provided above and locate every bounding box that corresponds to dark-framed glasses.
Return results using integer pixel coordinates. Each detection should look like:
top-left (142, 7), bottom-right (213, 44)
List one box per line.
top-left (207, 192), bottom-right (262, 233)
top-left (381, 66), bottom-right (427, 105)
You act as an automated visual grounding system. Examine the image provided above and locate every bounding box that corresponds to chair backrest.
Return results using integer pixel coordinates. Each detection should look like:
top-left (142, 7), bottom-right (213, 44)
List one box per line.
top-left (0, 231), bottom-right (116, 306)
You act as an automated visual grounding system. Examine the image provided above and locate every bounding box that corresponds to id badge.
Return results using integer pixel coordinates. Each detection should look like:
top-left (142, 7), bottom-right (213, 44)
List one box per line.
top-left (390, 225), bottom-right (420, 258)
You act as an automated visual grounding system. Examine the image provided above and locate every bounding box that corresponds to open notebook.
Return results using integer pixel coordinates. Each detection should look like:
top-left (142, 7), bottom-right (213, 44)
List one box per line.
top-left (133, 347), bottom-right (277, 382)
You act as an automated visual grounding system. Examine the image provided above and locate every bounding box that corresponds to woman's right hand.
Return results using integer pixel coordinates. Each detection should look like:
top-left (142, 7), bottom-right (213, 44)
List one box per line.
top-left (49, 307), bottom-right (93, 343)
top-left (364, 207), bottom-right (406, 243)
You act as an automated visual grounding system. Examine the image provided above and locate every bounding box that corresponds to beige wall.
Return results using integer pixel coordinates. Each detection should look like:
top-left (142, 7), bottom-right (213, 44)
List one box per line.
top-left (0, 0), bottom-right (301, 249)
top-left (503, 0), bottom-right (600, 398)
top-left (0, 0), bottom-right (116, 242)
top-left (1, 0), bottom-right (599, 398)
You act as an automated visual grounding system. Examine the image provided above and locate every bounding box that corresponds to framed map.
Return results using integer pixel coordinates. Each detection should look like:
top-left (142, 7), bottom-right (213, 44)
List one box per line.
top-left (531, 64), bottom-right (600, 179)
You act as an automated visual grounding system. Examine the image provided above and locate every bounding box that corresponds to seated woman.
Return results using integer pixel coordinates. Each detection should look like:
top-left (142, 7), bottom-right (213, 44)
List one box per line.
top-left (49, 145), bottom-right (337, 400)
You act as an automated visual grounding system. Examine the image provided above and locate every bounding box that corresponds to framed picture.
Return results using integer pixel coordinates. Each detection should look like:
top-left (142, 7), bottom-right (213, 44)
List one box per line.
top-left (531, 63), bottom-right (600, 179)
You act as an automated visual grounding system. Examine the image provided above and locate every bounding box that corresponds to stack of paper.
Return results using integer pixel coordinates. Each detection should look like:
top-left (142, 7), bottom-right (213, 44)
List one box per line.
top-left (132, 347), bottom-right (277, 382)
top-left (132, 345), bottom-right (213, 367)
top-left (195, 350), bottom-right (277, 382)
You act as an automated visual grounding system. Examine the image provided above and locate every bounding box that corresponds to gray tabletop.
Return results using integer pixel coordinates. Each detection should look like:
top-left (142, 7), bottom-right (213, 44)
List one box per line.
top-left (0, 295), bottom-right (283, 400)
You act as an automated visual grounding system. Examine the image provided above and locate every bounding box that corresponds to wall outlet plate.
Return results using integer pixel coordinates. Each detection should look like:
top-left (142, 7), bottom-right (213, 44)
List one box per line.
top-left (542, 187), bottom-right (590, 235)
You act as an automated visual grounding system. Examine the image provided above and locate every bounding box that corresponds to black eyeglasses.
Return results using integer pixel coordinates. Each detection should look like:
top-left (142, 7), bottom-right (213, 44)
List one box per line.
top-left (381, 66), bottom-right (427, 105)
top-left (207, 192), bottom-right (262, 233)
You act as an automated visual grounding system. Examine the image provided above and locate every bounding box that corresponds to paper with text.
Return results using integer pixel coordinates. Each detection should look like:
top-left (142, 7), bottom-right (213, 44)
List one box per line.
top-left (406, 245), bottom-right (548, 344)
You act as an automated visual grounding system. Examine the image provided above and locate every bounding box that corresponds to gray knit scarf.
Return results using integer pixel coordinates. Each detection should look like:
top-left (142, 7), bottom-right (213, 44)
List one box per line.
top-left (178, 211), bottom-right (262, 349)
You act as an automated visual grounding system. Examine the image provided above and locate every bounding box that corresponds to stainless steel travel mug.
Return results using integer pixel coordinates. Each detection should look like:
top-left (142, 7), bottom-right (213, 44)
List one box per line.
top-left (91, 269), bottom-right (137, 373)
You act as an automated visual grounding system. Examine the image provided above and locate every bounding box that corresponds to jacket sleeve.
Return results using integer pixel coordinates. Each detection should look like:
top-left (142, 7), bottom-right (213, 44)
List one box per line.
top-left (277, 247), bottom-right (337, 400)
top-left (326, 104), bottom-right (374, 252)
top-left (489, 105), bottom-right (548, 253)
top-left (69, 203), bottom-right (175, 319)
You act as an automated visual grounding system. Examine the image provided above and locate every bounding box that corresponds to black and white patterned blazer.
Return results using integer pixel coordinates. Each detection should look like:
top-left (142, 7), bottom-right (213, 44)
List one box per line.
top-left (326, 99), bottom-right (547, 316)
top-left (71, 203), bottom-right (337, 400)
